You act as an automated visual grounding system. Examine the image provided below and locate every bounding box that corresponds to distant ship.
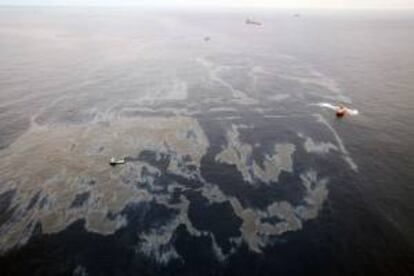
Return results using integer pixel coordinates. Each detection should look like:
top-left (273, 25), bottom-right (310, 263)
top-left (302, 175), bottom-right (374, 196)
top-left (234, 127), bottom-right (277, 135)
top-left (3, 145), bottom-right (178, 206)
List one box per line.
top-left (245, 18), bottom-right (262, 26)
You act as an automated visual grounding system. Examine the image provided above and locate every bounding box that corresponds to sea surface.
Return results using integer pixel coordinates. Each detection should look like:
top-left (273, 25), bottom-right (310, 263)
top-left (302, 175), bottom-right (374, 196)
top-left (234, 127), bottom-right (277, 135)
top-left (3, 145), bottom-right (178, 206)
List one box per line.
top-left (0, 7), bottom-right (413, 276)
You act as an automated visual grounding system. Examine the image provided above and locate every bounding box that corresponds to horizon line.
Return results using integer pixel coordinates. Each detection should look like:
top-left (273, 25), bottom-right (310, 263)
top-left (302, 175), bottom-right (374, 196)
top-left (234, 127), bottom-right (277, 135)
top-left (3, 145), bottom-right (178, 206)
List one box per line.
top-left (1, 4), bottom-right (414, 10)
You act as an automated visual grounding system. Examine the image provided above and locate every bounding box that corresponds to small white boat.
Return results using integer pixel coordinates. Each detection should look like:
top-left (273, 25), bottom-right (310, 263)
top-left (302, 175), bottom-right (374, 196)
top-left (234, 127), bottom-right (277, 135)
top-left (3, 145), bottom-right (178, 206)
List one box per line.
top-left (110, 157), bottom-right (125, 166)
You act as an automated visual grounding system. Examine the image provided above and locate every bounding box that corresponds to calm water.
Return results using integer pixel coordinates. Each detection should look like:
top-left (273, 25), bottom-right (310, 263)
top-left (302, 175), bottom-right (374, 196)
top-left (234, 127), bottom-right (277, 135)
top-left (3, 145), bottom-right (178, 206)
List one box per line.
top-left (0, 7), bottom-right (413, 276)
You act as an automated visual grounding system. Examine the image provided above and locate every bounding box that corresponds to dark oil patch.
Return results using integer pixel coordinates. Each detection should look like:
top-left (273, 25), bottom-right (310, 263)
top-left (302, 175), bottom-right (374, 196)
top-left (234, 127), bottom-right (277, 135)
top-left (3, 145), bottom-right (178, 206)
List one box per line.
top-left (0, 189), bottom-right (16, 215)
top-left (70, 192), bottom-right (90, 209)
top-left (38, 196), bottom-right (49, 210)
top-left (187, 191), bottom-right (242, 254)
top-left (0, 189), bottom-right (17, 226)
top-left (26, 191), bottom-right (41, 212)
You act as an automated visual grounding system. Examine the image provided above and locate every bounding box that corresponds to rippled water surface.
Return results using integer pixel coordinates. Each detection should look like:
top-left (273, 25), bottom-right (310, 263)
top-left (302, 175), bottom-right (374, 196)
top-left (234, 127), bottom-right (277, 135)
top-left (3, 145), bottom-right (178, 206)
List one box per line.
top-left (0, 7), bottom-right (413, 275)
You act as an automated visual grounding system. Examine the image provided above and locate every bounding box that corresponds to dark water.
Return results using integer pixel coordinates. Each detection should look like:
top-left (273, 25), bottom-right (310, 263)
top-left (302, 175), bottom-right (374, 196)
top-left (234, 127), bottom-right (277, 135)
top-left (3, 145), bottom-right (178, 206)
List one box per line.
top-left (0, 7), bottom-right (413, 276)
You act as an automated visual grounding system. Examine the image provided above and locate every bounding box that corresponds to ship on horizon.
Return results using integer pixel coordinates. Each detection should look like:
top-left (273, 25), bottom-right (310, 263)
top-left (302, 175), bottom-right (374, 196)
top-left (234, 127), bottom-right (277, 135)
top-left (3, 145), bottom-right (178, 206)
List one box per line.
top-left (245, 18), bottom-right (262, 26)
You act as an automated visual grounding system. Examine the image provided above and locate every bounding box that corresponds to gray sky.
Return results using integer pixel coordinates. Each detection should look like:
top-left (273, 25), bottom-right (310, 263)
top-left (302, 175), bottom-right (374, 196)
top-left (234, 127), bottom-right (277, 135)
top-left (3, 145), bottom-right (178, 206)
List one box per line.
top-left (1, 0), bottom-right (414, 9)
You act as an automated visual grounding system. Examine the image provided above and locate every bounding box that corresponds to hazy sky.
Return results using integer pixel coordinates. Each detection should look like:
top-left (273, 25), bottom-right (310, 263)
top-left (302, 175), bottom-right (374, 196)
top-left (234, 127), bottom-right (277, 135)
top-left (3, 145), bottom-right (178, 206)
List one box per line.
top-left (1, 0), bottom-right (414, 9)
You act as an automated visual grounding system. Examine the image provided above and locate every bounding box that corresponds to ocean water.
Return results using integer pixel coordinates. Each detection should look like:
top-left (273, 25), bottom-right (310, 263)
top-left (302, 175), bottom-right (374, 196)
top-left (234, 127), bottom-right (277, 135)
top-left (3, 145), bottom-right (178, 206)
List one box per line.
top-left (0, 7), bottom-right (413, 275)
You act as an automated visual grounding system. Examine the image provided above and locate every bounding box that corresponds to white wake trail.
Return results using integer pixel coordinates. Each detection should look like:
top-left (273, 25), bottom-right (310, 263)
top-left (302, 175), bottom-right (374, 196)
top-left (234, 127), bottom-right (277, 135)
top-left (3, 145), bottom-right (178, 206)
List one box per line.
top-left (313, 102), bottom-right (359, 115)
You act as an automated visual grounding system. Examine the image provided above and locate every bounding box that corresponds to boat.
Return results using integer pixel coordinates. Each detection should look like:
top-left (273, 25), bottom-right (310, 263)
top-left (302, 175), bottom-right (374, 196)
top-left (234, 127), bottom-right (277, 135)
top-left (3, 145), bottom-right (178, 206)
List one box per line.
top-left (110, 157), bottom-right (125, 166)
top-left (245, 18), bottom-right (262, 26)
top-left (336, 106), bottom-right (347, 117)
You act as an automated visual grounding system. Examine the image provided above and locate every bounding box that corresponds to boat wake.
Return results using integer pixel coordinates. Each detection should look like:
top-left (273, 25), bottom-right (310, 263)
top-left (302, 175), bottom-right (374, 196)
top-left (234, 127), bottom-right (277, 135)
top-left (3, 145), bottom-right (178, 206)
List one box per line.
top-left (313, 102), bottom-right (359, 115)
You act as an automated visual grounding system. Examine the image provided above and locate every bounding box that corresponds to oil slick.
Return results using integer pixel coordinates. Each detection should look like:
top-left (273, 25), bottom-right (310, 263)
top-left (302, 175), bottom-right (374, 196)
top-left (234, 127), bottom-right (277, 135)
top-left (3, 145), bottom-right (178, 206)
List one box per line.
top-left (0, 114), bottom-right (334, 263)
top-left (0, 48), bottom-right (360, 265)
top-left (298, 132), bottom-right (339, 154)
top-left (198, 170), bottom-right (329, 254)
top-left (196, 57), bottom-right (258, 105)
top-left (216, 125), bottom-right (295, 185)
top-left (0, 116), bottom-right (209, 252)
